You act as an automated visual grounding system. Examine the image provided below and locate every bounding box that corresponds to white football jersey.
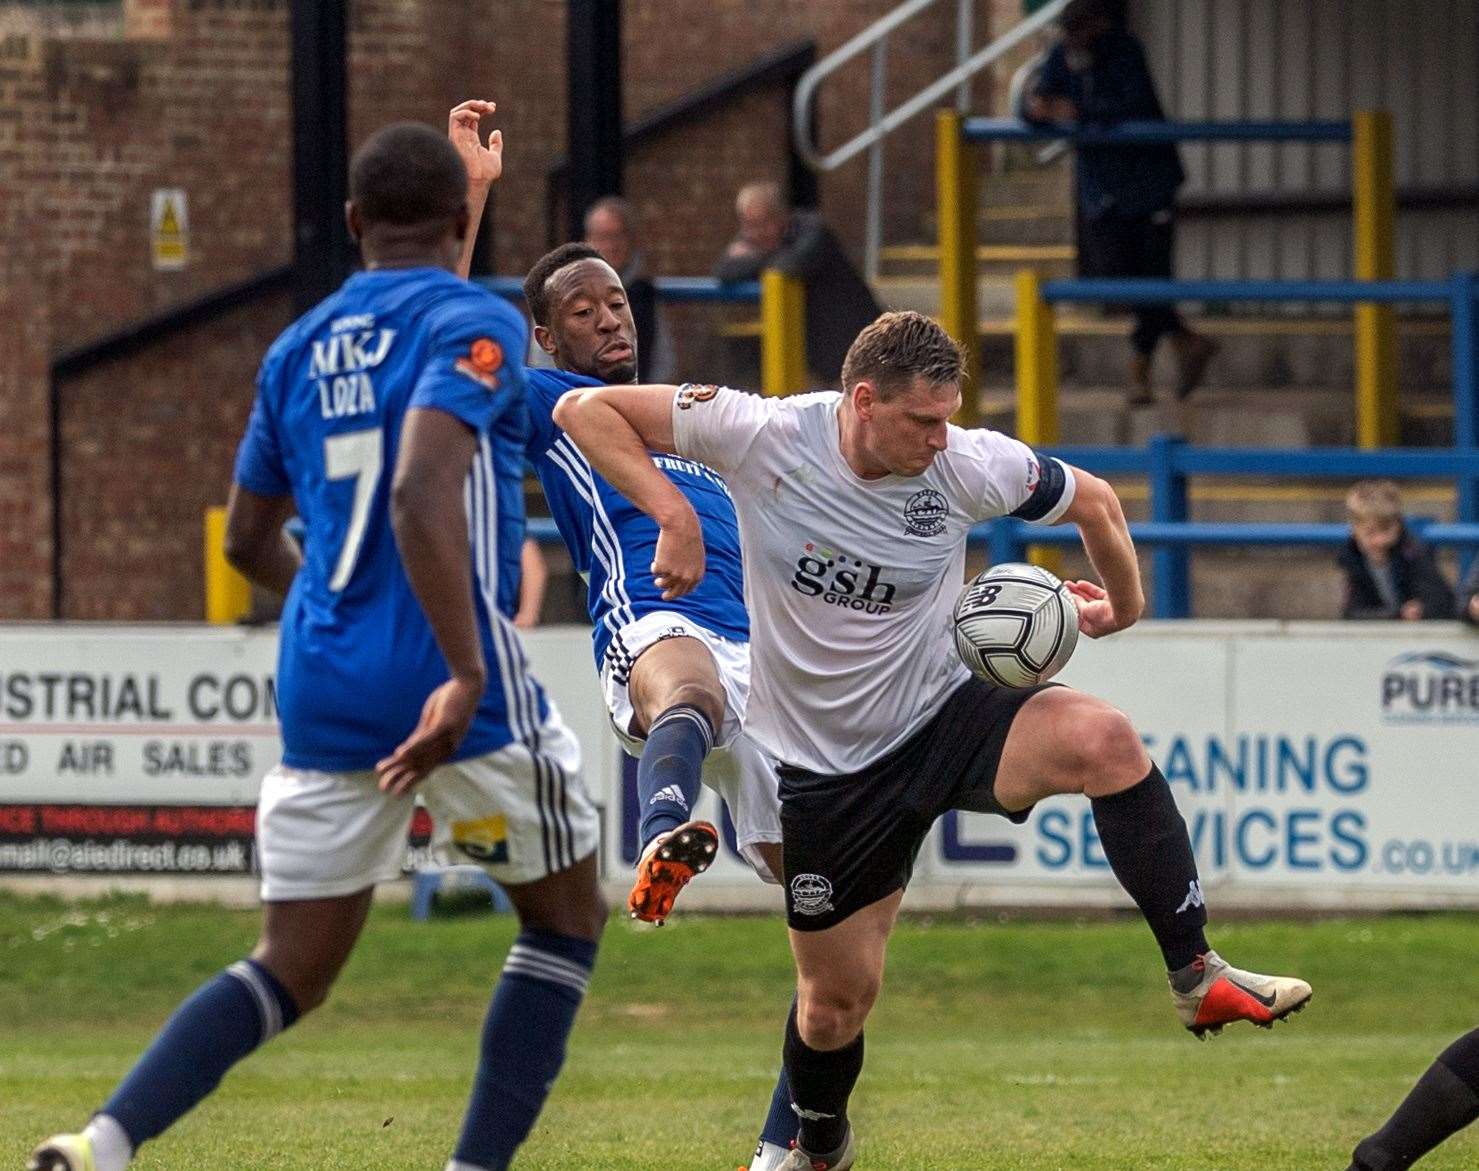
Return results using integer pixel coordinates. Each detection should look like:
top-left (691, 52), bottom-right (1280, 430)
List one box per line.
top-left (672, 387), bottom-right (1075, 774)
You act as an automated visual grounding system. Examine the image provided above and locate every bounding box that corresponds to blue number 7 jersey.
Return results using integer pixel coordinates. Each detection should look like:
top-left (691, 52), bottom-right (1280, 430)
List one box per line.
top-left (523, 368), bottom-right (748, 667)
top-left (234, 267), bottom-right (547, 771)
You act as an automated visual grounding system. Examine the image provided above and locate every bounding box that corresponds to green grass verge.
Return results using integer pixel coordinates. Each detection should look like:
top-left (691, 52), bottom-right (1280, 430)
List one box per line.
top-left (1, 893), bottom-right (1474, 1169)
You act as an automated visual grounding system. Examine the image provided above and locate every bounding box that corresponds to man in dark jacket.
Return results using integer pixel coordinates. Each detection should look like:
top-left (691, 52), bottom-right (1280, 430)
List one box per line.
top-left (1338, 480), bottom-right (1455, 620)
top-left (713, 180), bottom-right (881, 386)
top-left (1026, 0), bottom-right (1216, 407)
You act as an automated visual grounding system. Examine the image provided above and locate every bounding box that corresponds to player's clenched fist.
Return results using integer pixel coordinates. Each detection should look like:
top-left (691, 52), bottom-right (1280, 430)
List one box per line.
top-left (652, 514), bottom-right (705, 600)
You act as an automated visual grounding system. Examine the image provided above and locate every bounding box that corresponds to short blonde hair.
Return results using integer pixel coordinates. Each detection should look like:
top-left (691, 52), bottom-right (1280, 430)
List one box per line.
top-left (1346, 479), bottom-right (1403, 524)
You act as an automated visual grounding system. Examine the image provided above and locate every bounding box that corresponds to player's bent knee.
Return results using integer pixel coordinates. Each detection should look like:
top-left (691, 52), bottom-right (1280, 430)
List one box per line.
top-left (1074, 705), bottom-right (1148, 791)
top-left (798, 981), bottom-right (879, 1049)
top-left (250, 948), bottom-right (334, 1015)
top-left (653, 679), bottom-right (725, 731)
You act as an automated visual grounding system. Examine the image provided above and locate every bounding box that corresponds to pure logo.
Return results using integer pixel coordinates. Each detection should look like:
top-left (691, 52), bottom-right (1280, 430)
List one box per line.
top-left (903, 488), bottom-right (948, 536)
top-left (1380, 651), bottom-right (1479, 724)
top-left (790, 542), bottom-right (896, 614)
top-left (789, 872), bottom-right (834, 917)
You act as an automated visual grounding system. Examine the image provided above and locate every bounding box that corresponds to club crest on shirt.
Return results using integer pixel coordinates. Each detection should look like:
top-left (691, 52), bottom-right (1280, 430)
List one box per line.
top-left (454, 337), bottom-right (503, 391)
top-left (676, 383), bottom-right (720, 410)
top-left (902, 488), bottom-right (948, 537)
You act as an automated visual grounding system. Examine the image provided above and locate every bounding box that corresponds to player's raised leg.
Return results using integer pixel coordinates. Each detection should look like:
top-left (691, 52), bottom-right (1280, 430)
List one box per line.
top-left (623, 634), bottom-right (726, 924)
top-left (992, 687), bottom-right (1312, 1036)
top-left (29, 889), bottom-right (373, 1171)
top-left (1348, 1027), bottom-right (1479, 1170)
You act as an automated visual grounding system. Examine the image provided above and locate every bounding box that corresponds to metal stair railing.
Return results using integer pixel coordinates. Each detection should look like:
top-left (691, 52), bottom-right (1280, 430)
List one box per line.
top-left (792, 0), bottom-right (1072, 280)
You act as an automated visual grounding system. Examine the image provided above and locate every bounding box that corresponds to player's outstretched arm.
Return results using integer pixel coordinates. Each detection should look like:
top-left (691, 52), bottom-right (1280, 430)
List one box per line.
top-left (1057, 466), bottom-right (1144, 637)
top-left (447, 99), bottom-right (503, 280)
top-left (223, 484), bottom-right (300, 596)
top-left (377, 407), bottom-right (487, 794)
top-left (552, 384), bottom-right (705, 599)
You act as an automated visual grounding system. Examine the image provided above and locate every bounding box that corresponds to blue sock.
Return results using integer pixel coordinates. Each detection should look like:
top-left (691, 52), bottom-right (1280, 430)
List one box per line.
top-left (758, 1064), bottom-right (795, 1146)
top-left (636, 704), bottom-right (713, 849)
top-left (449, 930), bottom-right (598, 1171)
top-left (101, 958), bottom-right (299, 1147)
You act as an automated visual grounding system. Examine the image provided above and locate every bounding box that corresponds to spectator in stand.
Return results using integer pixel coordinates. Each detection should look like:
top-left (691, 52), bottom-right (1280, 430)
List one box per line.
top-left (583, 197), bottom-right (674, 382)
top-left (1458, 558), bottom-right (1479, 626)
top-left (1024, 0), bottom-right (1217, 408)
top-left (712, 180), bottom-right (881, 386)
top-left (1338, 480), bottom-right (1455, 621)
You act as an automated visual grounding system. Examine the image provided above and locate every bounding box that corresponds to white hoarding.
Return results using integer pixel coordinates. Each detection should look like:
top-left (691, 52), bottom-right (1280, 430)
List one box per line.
top-left (2, 622), bottom-right (1475, 906)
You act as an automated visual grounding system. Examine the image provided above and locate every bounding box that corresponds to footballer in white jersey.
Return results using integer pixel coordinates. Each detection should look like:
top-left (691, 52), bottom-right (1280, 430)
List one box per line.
top-left (555, 310), bottom-right (1313, 1168)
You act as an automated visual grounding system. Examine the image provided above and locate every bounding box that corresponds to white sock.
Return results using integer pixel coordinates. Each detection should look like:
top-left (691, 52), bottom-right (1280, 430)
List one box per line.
top-left (749, 1140), bottom-right (791, 1171)
top-left (83, 1115), bottom-right (133, 1171)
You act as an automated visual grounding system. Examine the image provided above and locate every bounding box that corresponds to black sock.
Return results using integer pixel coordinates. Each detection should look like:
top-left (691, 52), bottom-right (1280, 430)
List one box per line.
top-left (1091, 765), bottom-right (1209, 971)
top-left (783, 1001), bottom-right (864, 1156)
top-left (1351, 1029), bottom-right (1479, 1170)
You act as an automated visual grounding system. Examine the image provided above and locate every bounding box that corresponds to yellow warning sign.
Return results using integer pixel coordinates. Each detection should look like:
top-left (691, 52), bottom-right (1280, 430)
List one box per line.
top-left (151, 188), bottom-right (188, 271)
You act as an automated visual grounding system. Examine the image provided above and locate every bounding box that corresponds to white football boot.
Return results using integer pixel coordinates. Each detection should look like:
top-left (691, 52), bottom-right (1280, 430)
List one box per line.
top-left (1172, 949), bottom-right (1313, 1038)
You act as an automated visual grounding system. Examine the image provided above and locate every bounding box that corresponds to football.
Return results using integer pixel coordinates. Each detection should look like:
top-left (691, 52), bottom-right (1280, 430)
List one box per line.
top-left (952, 562), bottom-right (1080, 687)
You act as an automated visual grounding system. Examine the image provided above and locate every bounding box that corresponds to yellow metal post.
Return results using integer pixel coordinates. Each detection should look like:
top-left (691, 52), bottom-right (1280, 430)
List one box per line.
top-left (204, 506), bottom-right (251, 624)
top-left (1353, 109), bottom-right (1398, 448)
top-left (1013, 269), bottom-right (1062, 573)
top-left (760, 267), bottom-right (807, 396)
top-left (1014, 269), bottom-right (1060, 446)
top-left (936, 109), bottom-right (979, 423)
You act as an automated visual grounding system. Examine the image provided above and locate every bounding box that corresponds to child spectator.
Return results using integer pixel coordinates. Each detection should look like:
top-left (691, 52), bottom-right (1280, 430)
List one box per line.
top-left (1338, 480), bottom-right (1455, 620)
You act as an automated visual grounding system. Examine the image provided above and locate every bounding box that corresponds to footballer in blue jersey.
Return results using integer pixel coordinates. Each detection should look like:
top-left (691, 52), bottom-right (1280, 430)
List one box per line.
top-left (452, 119), bottom-right (782, 924)
top-left (31, 118), bottom-right (604, 1171)
top-left (447, 103), bottom-right (793, 1171)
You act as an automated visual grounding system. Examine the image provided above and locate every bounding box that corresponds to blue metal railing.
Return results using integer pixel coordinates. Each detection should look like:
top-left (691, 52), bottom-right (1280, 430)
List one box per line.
top-left (962, 117), bottom-right (1353, 145)
top-left (1037, 274), bottom-right (1479, 525)
top-left (525, 436), bottom-right (1479, 619)
top-left (1041, 278), bottom-right (1452, 304)
top-left (479, 275), bottom-right (760, 304)
top-left (983, 436), bottom-right (1479, 617)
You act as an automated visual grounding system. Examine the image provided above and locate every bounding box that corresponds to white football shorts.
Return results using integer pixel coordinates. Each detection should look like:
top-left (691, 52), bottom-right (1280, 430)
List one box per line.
top-left (600, 610), bottom-right (781, 883)
top-left (256, 707), bottom-right (598, 901)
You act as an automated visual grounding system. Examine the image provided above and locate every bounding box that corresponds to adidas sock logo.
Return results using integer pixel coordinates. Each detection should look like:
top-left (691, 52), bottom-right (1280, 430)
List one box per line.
top-left (648, 785), bottom-right (689, 810)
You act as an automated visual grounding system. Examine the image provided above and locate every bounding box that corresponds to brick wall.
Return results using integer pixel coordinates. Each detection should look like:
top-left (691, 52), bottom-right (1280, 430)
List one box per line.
top-left (6, 0), bottom-right (1012, 620)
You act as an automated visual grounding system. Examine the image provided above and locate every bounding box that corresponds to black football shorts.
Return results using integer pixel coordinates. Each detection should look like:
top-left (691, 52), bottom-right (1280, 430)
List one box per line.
top-left (778, 678), bottom-right (1057, 931)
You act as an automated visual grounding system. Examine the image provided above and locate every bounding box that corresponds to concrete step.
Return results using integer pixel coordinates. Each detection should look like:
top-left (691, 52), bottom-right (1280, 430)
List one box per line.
top-left (975, 314), bottom-right (1454, 396)
top-left (877, 243), bottom-right (1076, 280)
top-left (920, 204), bottom-right (1077, 247)
top-left (972, 384), bottom-right (1454, 449)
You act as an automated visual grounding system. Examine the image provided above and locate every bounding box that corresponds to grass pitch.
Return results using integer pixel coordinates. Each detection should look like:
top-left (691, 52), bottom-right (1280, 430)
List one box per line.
top-left (1, 892), bottom-right (1474, 1170)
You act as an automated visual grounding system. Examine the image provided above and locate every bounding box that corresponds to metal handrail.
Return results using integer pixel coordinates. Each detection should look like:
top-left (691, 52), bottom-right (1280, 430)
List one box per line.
top-left (792, 0), bottom-right (1070, 172)
top-left (791, 0), bottom-right (1071, 279)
